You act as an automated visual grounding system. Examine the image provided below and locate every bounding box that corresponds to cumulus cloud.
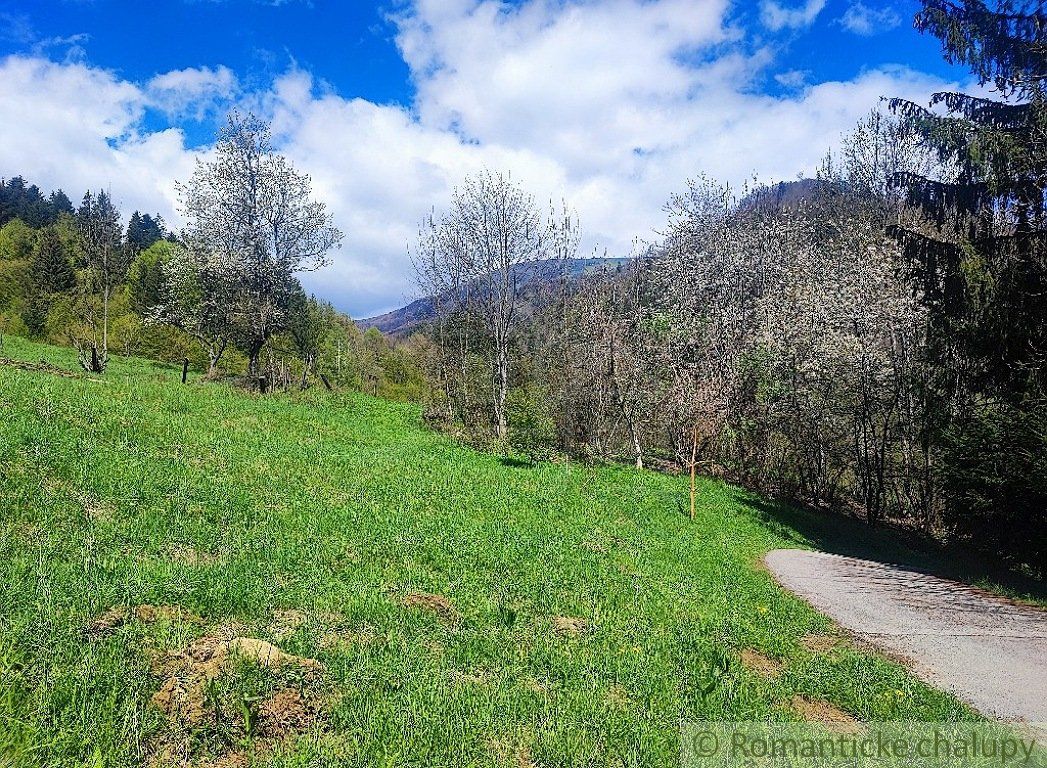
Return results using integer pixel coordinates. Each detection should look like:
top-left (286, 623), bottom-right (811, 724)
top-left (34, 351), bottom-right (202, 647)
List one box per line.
top-left (759, 0), bottom-right (827, 31)
top-left (0, 55), bottom-right (194, 219)
top-left (0, 0), bottom-right (957, 316)
top-left (839, 3), bottom-right (903, 35)
top-left (147, 65), bottom-right (239, 120)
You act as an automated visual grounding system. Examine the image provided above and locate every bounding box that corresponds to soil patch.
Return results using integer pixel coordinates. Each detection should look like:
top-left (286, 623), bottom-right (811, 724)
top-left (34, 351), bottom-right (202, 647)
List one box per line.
top-left (256, 688), bottom-right (321, 739)
top-left (225, 637), bottom-right (323, 670)
top-left (146, 632), bottom-right (326, 767)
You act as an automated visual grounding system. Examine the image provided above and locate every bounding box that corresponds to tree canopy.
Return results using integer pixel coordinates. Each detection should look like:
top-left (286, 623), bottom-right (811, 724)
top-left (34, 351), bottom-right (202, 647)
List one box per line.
top-left (890, 0), bottom-right (1046, 570)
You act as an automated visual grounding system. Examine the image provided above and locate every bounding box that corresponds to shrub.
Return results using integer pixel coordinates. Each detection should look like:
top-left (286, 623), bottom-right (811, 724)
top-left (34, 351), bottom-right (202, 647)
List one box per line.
top-left (507, 385), bottom-right (556, 465)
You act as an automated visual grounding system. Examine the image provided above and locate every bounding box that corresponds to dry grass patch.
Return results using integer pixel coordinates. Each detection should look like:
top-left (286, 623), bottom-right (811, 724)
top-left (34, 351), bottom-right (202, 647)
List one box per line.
top-left (739, 649), bottom-right (784, 678)
top-left (0, 356), bottom-right (78, 378)
top-left (453, 667), bottom-right (492, 686)
top-left (318, 623), bottom-right (379, 651)
top-left (268, 609), bottom-right (308, 640)
top-left (605, 683), bottom-right (630, 709)
top-left (87, 604), bottom-right (204, 637)
top-left (552, 616), bottom-right (588, 636)
top-left (800, 634), bottom-right (840, 654)
top-left (487, 737), bottom-right (534, 768)
top-left (402, 591), bottom-right (459, 623)
top-left (524, 677), bottom-right (549, 697)
top-left (164, 544), bottom-right (225, 567)
top-left (790, 695), bottom-right (863, 734)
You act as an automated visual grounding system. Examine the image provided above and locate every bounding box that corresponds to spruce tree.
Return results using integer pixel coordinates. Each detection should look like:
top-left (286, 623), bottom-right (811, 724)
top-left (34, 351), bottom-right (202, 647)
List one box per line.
top-left (126, 211), bottom-right (165, 251)
top-left (32, 226), bottom-right (75, 294)
top-left (890, 0), bottom-right (1046, 572)
top-left (49, 190), bottom-right (74, 218)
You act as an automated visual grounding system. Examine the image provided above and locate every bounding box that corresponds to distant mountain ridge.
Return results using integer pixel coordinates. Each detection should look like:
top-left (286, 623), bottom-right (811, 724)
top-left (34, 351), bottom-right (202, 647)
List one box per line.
top-left (357, 256), bottom-right (630, 336)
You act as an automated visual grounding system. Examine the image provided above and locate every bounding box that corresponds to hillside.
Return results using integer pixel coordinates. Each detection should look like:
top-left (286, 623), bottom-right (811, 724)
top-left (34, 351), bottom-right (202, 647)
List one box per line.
top-left (357, 257), bottom-right (630, 336)
top-left (736, 178), bottom-right (826, 212)
top-left (0, 337), bottom-right (980, 767)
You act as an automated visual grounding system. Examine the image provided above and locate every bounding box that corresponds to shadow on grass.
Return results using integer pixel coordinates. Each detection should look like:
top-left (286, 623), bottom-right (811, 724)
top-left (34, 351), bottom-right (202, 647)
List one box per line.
top-left (738, 492), bottom-right (1047, 606)
top-left (499, 456), bottom-right (535, 469)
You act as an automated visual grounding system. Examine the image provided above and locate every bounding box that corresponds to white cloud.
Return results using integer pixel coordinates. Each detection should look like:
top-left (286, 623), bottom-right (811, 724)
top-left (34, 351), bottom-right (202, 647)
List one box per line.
top-left (147, 65), bottom-right (239, 120)
top-left (0, 0), bottom-right (957, 317)
top-left (0, 55), bottom-right (194, 219)
top-left (839, 3), bottom-right (903, 36)
top-left (760, 0), bottom-right (827, 31)
top-left (775, 68), bottom-right (810, 88)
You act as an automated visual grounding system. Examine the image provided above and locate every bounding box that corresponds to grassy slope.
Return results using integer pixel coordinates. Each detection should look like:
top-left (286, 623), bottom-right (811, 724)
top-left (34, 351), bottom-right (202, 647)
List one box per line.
top-left (0, 337), bottom-right (979, 767)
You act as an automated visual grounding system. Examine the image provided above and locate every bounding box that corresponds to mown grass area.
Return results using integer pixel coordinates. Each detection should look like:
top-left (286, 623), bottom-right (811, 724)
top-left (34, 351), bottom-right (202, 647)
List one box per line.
top-left (0, 336), bottom-right (981, 767)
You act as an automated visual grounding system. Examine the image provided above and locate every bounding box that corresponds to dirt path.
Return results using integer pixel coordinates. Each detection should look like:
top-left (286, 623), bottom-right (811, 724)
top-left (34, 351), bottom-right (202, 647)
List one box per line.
top-left (765, 549), bottom-right (1047, 725)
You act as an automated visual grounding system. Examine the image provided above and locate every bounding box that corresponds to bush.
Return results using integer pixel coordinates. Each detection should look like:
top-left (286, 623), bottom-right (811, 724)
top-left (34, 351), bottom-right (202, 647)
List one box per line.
top-left (507, 385), bottom-right (557, 465)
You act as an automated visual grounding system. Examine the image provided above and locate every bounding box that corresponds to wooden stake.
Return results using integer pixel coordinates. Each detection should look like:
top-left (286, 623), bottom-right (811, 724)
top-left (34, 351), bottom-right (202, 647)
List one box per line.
top-left (689, 424), bottom-right (698, 521)
top-left (181, 358), bottom-right (189, 384)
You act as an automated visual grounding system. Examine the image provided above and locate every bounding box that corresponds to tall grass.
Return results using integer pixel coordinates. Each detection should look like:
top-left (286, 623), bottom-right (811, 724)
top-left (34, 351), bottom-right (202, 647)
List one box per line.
top-left (0, 337), bottom-right (974, 767)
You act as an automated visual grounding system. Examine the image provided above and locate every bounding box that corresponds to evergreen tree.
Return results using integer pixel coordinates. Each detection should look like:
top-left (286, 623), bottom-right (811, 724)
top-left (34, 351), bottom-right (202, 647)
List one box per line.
top-left (1, 177), bottom-right (77, 227)
top-left (49, 190), bottom-right (74, 217)
top-left (126, 211), bottom-right (166, 251)
top-left (32, 227), bottom-right (76, 294)
top-left (20, 227), bottom-right (75, 337)
top-left (890, 0), bottom-right (1046, 573)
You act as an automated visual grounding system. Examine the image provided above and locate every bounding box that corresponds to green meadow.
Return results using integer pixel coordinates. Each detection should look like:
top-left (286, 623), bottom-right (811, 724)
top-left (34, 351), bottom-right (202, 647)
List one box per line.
top-left (0, 337), bottom-right (982, 767)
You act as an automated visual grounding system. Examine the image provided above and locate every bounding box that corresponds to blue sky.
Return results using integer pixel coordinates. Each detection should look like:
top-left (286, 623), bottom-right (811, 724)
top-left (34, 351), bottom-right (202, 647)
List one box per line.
top-left (0, 0), bottom-right (969, 316)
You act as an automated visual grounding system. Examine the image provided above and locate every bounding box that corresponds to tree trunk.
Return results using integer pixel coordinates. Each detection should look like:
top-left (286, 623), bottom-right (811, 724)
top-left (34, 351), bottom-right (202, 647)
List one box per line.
top-left (608, 332), bottom-right (642, 469)
top-left (493, 342), bottom-right (509, 439)
top-left (207, 338), bottom-right (227, 379)
top-left (299, 355), bottom-right (313, 391)
top-left (101, 284), bottom-right (109, 367)
top-left (248, 337), bottom-right (265, 376)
